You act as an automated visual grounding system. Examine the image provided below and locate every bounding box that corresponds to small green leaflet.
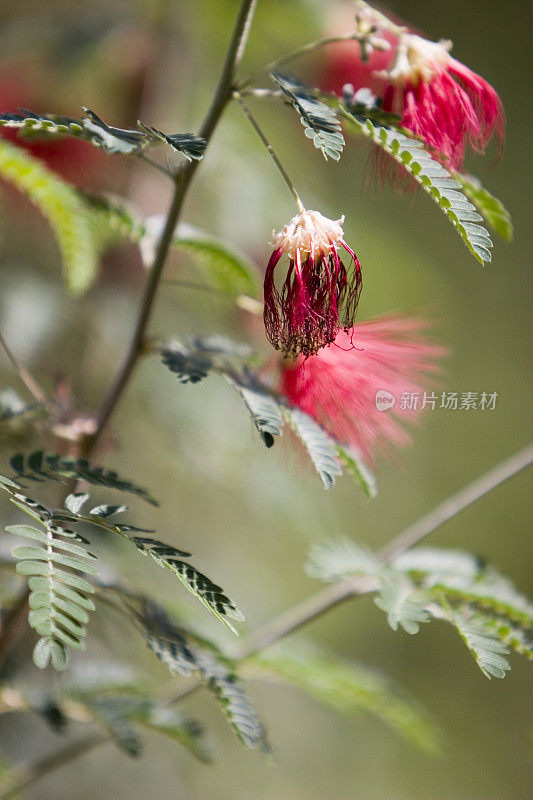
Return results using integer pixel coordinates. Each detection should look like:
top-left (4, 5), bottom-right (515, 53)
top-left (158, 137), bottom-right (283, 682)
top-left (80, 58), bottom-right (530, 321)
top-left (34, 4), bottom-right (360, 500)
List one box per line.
top-left (454, 172), bottom-right (513, 241)
top-left (0, 139), bottom-right (98, 294)
top-left (172, 224), bottom-right (260, 297)
top-left (160, 337), bottom-right (377, 495)
top-left (447, 610), bottom-right (511, 679)
top-left (272, 72), bottom-right (345, 161)
top-left (282, 406), bottom-right (342, 490)
top-left (375, 576), bottom-right (431, 634)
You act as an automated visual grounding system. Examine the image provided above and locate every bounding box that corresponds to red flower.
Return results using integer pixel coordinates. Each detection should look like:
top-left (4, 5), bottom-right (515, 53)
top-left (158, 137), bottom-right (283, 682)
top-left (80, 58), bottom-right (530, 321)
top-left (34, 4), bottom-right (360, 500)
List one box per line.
top-left (321, 5), bottom-right (504, 171)
top-left (264, 209), bottom-right (362, 358)
top-left (280, 315), bottom-right (446, 464)
top-left (378, 33), bottom-right (504, 170)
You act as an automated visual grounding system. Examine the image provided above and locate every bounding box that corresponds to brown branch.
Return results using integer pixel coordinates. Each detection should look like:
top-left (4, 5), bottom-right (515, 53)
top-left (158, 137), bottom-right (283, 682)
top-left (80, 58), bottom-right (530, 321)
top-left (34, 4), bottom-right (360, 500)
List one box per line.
top-left (88, 0), bottom-right (258, 443)
top-left (0, 0), bottom-right (259, 670)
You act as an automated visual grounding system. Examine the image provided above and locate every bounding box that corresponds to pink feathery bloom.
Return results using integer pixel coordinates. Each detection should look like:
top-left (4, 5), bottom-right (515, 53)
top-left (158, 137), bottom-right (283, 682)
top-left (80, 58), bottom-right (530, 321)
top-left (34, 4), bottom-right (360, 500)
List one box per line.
top-left (280, 315), bottom-right (446, 464)
top-left (264, 209), bottom-right (362, 359)
top-left (378, 33), bottom-right (504, 170)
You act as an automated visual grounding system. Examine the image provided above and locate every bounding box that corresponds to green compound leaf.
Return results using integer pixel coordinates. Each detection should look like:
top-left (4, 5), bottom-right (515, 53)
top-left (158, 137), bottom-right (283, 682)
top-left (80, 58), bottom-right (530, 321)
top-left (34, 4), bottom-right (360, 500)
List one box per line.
top-left (167, 223), bottom-right (259, 296)
top-left (341, 111), bottom-right (494, 264)
top-left (306, 537), bottom-right (381, 582)
top-left (132, 537), bottom-right (244, 635)
top-left (335, 443), bottom-right (377, 499)
top-left (273, 72), bottom-right (345, 161)
top-left (454, 172), bottom-right (513, 241)
top-left (7, 521), bottom-right (97, 669)
top-left (447, 609), bottom-right (511, 679)
top-left (8, 450), bottom-right (158, 505)
top-left (0, 108), bottom-right (206, 161)
top-left (252, 645), bottom-right (441, 753)
top-left (282, 406), bottom-right (342, 490)
top-left (134, 602), bottom-right (268, 751)
top-left (160, 338), bottom-right (376, 494)
top-left (0, 139), bottom-right (99, 294)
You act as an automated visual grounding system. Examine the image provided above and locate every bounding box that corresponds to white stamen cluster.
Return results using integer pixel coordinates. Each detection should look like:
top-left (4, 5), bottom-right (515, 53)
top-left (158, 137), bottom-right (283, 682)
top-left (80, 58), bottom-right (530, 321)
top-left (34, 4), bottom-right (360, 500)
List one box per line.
top-left (271, 210), bottom-right (345, 260)
top-left (379, 34), bottom-right (452, 87)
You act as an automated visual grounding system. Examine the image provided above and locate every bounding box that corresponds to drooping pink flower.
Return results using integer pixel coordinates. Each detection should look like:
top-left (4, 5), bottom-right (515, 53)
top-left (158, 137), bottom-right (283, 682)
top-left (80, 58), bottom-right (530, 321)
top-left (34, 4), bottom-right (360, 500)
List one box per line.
top-left (378, 33), bottom-right (505, 170)
top-left (280, 315), bottom-right (446, 464)
top-left (264, 209), bottom-right (362, 359)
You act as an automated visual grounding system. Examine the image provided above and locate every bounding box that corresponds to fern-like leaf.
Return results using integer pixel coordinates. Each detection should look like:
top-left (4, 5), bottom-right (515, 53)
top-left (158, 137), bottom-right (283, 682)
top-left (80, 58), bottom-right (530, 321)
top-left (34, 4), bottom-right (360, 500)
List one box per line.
top-left (283, 406), bottom-right (342, 490)
top-left (273, 73), bottom-right (345, 161)
top-left (0, 108), bottom-right (206, 160)
top-left (160, 340), bottom-right (376, 493)
top-left (55, 494), bottom-right (243, 634)
top-left (0, 139), bottom-right (99, 293)
top-left (8, 451), bottom-right (158, 505)
top-left (340, 111), bottom-right (494, 264)
top-left (306, 537), bottom-right (381, 582)
top-left (335, 443), bottom-right (377, 499)
top-left (132, 537), bottom-right (244, 634)
top-left (133, 602), bottom-right (268, 751)
top-left (133, 704), bottom-right (212, 762)
top-left (252, 645), bottom-right (441, 753)
top-left (447, 609), bottom-right (511, 679)
top-left (375, 576), bottom-right (431, 634)
top-left (81, 694), bottom-right (143, 756)
top-left (225, 373), bottom-right (284, 448)
top-left (7, 520), bottom-right (97, 670)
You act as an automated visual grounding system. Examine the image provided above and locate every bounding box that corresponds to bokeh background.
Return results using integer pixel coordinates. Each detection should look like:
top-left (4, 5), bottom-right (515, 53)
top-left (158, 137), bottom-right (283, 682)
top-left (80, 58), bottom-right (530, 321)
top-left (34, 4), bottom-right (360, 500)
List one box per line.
top-left (0, 0), bottom-right (531, 798)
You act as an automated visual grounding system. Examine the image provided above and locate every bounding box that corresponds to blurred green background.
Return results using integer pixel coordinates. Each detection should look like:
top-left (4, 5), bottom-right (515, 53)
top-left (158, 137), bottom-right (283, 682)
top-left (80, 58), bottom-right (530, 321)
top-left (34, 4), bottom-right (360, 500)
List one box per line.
top-left (0, 0), bottom-right (531, 798)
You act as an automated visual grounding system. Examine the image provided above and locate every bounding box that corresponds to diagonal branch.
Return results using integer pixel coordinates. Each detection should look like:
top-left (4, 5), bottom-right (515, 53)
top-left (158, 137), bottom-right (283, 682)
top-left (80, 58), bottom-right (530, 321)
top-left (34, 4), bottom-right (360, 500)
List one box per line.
top-left (0, 329), bottom-right (49, 405)
top-left (88, 0), bottom-right (258, 443)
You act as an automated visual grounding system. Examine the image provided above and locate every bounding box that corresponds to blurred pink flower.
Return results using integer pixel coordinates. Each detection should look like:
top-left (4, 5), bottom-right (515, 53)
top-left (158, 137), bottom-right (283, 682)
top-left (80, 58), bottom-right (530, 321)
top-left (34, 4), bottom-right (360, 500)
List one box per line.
top-left (280, 314), bottom-right (447, 464)
top-left (378, 34), bottom-right (504, 170)
top-left (320, 7), bottom-right (504, 171)
top-left (264, 209), bottom-right (362, 358)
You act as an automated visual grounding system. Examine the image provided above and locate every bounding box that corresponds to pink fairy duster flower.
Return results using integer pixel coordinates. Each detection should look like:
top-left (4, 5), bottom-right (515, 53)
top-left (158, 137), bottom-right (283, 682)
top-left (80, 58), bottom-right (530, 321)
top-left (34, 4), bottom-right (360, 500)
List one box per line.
top-left (264, 209), bottom-right (362, 359)
top-left (377, 33), bottom-right (505, 170)
top-left (280, 315), bottom-right (447, 465)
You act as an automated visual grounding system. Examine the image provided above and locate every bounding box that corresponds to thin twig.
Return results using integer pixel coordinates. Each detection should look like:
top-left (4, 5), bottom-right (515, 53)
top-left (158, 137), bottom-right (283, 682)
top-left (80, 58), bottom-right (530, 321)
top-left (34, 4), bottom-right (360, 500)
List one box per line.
top-left (0, 330), bottom-right (48, 405)
top-left (164, 443), bottom-right (533, 696)
top-left (234, 91), bottom-right (304, 210)
top-left (236, 575), bottom-right (377, 660)
top-left (237, 33), bottom-right (360, 90)
top-left (378, 442), bottom-right (533, 562)
top-left (0, 735), bottom-right (107, 800)
top-left (138, 152), bottom-right (174, 178)
top-left (88, 0), bottom-right (258, 444)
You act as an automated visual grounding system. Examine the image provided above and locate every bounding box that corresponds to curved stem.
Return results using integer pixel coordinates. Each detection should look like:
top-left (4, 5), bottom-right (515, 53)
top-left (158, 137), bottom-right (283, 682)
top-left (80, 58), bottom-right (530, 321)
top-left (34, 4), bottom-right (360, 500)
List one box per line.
top-left (238, 33), bottom-right (360, 91)
top-left (0, 330), bottom-right (48, 405)
top-left (234, 92), bottom-right (304, 210)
